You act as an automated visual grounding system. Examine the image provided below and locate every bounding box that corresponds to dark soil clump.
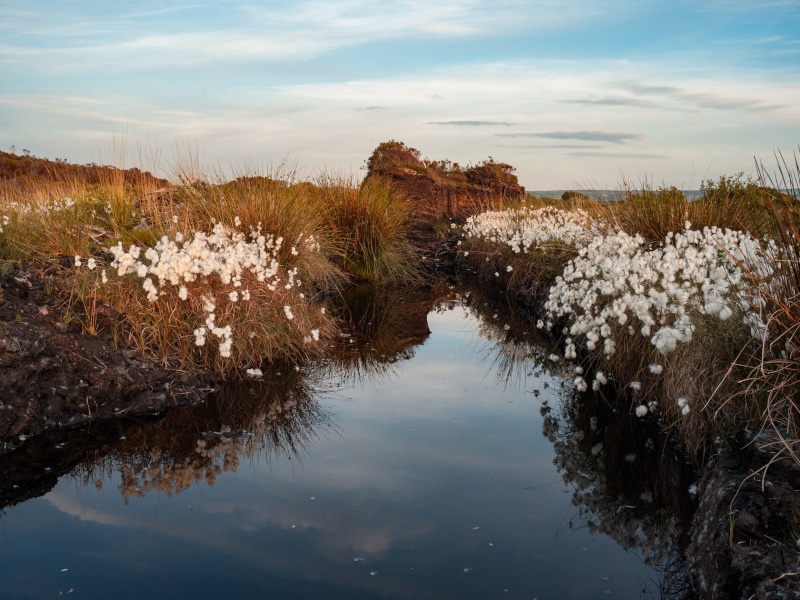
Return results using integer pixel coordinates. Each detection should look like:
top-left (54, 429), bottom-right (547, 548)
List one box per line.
top-left (690, 432), bottom-right (800, 599)
top-left (0, 264), bottom-right (211, 455)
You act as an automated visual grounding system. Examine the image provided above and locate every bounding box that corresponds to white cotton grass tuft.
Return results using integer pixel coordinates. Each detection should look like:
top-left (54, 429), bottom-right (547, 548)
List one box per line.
top-left (648, 363), bottom-right (663, 375)
top-left (245, 368), bottom-right (263, 379)
top-left (539, 223), bottom-right (775, 369)
top-left (460, 200), bottom-right (787, 444)
top-left (99, 222), bottom-right (325, 370)
top-left (462, 205), bottom-right (597, 255)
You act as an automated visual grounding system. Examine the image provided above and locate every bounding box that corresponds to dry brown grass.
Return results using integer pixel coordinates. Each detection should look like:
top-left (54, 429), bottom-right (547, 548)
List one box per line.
top-left (1, 155), bottom-right (425, 377)
top-left (148, 165), bottom-right (343, 292)
top-left (0, 172), bottom-right (158, 261)
top-left (601, 177), bottom-right (773, 244)
top-left (312, 175), bottom-right (419, 283)
top-left (728, 152), bottom-right (800, 465)
top-left (87, 265), bottom-right (334, 375)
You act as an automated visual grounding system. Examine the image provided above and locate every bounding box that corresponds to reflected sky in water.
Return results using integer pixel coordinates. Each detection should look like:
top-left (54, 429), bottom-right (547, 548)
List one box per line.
top-left (0, 301), bottom-right (662, 599)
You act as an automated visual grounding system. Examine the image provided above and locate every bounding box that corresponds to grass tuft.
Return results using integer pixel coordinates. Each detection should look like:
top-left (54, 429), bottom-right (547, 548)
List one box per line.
top-left (730, 151), bottom-right (800, 465)
top-left (313, 175), bottom-right (419, 283)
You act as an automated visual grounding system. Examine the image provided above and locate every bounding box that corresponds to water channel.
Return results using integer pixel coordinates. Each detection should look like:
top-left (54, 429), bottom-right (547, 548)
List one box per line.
top-left (0, 283), bottom-right (694, 599)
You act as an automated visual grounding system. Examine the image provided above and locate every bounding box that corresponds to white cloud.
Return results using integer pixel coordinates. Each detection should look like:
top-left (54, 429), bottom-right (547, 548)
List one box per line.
top-left (0, 0), bottom-right (639, 69)
top-left (497, 131), bottom-right (646, 144)
top-left (2, 57), bottom-right (797, 187)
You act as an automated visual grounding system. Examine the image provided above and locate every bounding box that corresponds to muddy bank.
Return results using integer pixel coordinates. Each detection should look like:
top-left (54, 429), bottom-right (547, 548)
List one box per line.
top-left (690, 433), bottom-right (800, 599)
top-left (0, 264), bottom-right (211, 455)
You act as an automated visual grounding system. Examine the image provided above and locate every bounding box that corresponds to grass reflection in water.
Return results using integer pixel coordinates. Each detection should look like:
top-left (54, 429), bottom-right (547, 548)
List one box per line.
top-left (21, 279), bottom-right (699, 598)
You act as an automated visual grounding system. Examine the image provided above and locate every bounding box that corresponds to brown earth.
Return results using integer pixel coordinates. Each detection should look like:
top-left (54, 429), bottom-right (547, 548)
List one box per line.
top-left (0, 263), bottom-right (211, 455)
top-left (690, 432), bottom-right (800, 599)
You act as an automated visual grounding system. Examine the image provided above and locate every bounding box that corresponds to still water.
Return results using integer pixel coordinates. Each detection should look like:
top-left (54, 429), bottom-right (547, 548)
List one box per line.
top-left (0, 285), bottom-right (689, 599)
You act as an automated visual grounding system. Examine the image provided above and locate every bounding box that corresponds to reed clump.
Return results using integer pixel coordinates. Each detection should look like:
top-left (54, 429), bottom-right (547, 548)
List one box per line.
top-left (604, 175), bottom-right (773, 244)
top-left (312, 175), bottom-right (418, 283)
top-left (730, 153), bottom-right (800, 466)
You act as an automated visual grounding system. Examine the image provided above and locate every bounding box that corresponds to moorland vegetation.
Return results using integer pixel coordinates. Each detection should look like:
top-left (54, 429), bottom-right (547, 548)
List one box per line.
top-left (2, 143), bottom-right (800, 470)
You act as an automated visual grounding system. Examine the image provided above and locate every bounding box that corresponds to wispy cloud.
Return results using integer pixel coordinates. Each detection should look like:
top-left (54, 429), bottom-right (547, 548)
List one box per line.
top-left (44, 489), bottom-right (442, 599)
top-left (568, 151), bottom-right (667, 159)
top-left (497, 131), bottom-right (645, 144)
top-left (429, 120), bottom-right (516, 126)
top-left (355, 106), bottom-right (390, 111)
top-left (495, 143), bottom-right (604, 149)
top-left (0, 0), bottom-right (638, 70)
top-left (613, 80), bottom-right (785, 112)
top-left (564, 96), bottom-right (657, 108)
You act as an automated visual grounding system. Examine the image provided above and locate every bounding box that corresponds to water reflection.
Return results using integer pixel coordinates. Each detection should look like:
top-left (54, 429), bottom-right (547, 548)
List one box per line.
top-left (455, 279), bottom-right (558, 389)
top-left (78, 368), bottom-right (332, 501)
top-left (0, 279), bottom-right (701, 598)
top-left (325, 283), bottom-right (451, 383)
top-left (73, 284), bottom-right (455, 503)
top-left (544, 386), bottom-right (697, 598)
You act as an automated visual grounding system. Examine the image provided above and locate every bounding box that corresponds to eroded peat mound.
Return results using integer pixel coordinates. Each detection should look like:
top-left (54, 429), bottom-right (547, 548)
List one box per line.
top-left (0, 264), bottom-right (210, 454)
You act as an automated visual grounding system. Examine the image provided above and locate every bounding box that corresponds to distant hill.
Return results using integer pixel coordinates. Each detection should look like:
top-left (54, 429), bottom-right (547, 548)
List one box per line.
top-left (532, 189), bottom-right (703, 201)
top-left (0, 150), bottom-right (169, 191)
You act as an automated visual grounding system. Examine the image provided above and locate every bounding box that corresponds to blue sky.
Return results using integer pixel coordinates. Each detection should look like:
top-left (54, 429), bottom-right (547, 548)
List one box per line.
top-left (1, 1), bottom-right (798, 189)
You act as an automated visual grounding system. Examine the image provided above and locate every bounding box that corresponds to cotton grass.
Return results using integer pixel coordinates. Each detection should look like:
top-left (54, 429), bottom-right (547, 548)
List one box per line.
top-left (461, 205), bottom-right (601, 299)
top-left (463, 199), bottom-right (783, 461)
top-left (86, 222), bottom-right (333, 375)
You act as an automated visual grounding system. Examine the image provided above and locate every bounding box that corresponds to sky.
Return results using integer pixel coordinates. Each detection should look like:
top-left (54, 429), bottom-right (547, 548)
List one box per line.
top-left (1, 0), bottom-right (799, 189)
